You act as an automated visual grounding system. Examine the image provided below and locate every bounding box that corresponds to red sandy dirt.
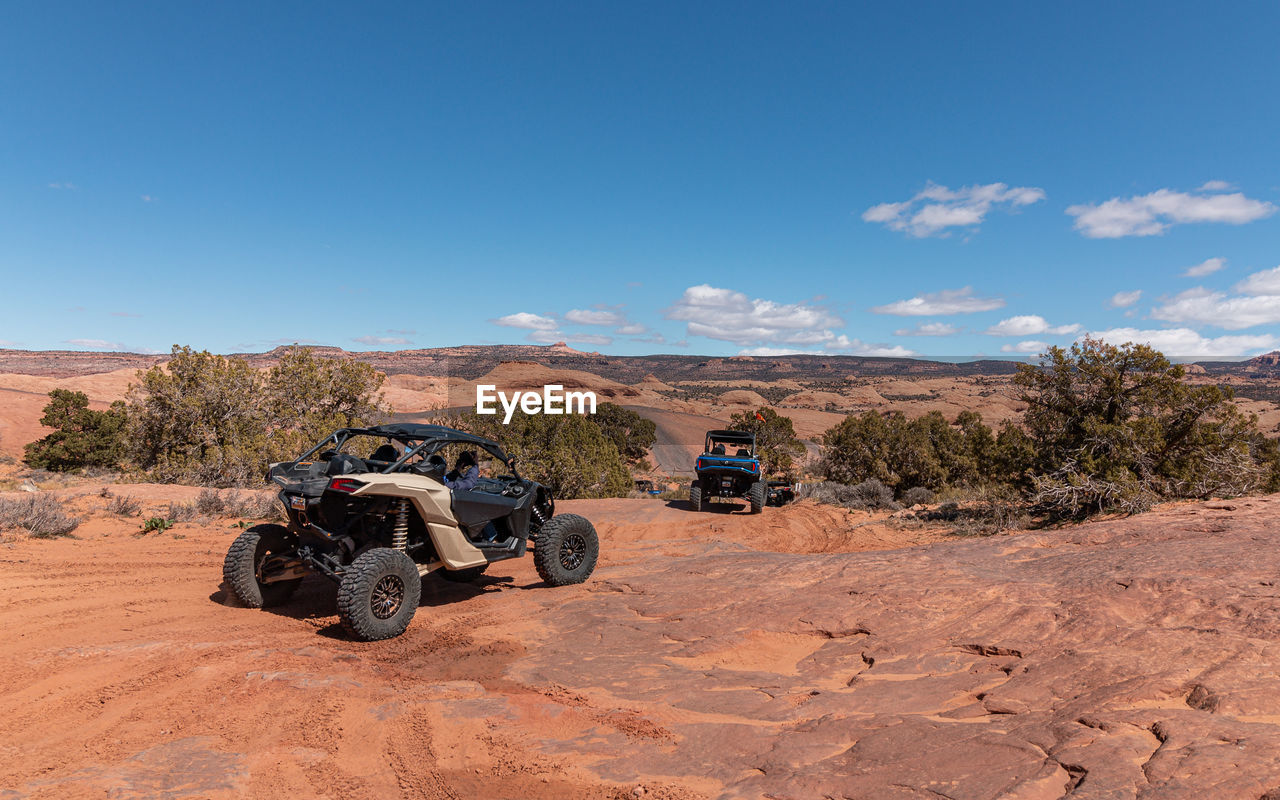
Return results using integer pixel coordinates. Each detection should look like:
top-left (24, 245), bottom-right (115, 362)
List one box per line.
top-left (5, 488), bottom-right (1280, 798)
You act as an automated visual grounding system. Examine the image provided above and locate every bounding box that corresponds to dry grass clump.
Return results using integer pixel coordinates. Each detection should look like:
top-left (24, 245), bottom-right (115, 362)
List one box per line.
top-left (0, 494), bottom-right (80, 538)
top-left (798, 479), bottom-right (900, 511)
top-left (922, 486), bottom-right (1028, 536)
top-left (107, 494), bottom-right (142, 516)
top-left (196, 488), bottom-right (280, 519)
top-left (901, 486), bottom-right (935, 506)
top-left (166, 501), bottom-right (197, 522)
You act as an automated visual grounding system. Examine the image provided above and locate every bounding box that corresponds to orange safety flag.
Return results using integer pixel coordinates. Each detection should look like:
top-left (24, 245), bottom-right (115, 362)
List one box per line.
top-left (754, 411), bottom-right (765, 421)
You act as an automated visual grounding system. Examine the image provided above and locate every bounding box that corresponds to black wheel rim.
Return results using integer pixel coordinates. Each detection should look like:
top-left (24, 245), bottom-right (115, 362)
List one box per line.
top-left (371, 575), bottom-right (404, 619)
top-left (559, 532), bottom-right (587, 571)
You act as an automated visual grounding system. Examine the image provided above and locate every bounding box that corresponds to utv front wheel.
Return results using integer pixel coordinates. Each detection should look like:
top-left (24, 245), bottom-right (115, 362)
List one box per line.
top-left (223, 524), bottom-right (302, 608)
top-left (533, 514), bottom-right (599, 586)
top-left (748, 480), bottom-right (766, 514)
top-left (337, 548), bottom-right (422, 641)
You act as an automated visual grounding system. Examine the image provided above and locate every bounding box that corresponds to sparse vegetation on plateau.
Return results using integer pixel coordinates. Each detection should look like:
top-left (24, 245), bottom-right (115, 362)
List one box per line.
top-left (0, 494), bottom-right (80, 538)
top-left (813, 338), bottom-right (1280, 523)
top-left (23, 389), bottom-right (127, 472)
top-left (21, 345), bottom-right (389, 487)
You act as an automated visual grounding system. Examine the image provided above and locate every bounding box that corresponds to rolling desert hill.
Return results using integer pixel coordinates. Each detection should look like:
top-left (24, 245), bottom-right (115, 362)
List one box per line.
top-left (3, 345), bottom-right (1280, 463)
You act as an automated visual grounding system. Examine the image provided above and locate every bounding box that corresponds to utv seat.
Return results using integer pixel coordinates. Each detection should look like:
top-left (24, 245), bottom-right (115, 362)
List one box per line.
top-left (736, 449), bottom-right (750, 457)
top-left (369, 443), bottom-right (399, 463)
top-left (711, 444), bottom-right (726, 455)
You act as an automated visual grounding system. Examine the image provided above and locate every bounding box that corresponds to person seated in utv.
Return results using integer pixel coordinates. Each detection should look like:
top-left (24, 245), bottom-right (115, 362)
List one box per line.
top-left (443, 450), bottom-right (479, 491)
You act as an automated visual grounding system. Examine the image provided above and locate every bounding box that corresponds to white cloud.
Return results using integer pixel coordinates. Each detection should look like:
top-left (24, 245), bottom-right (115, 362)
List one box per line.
top-left (1066, 187), bottom-right (1275, 238)
top-left (862, 181), bottom-right (1045, 237)
top-left (565, 308), bottom-right (624, 326)
top-left (1000, 340), bottom-right (1049, 354)
top-left (1198, 180), bottom-right (1234, 192)
top-left (140, 195), bottom-right (155, 203)
top-left (1235, 265), bottom-right (1280, 296)
top-left (665, 285), bottom-right (844, 346)
top-left (984, 315), bottom-right (1079, 336)
top-left (352, 335), bottom-right (412, 346)
top-left (1184, 257), bottom-right (1226, 278)
top-left (871, 286), bottom-right (1005, 316)
top-left (1109, 290), bottom-right (1142, 308)
top-left (1149, 265), bottom-right (1280, 329)
top-left (65, 338), bottom-right (124, 350)
top-left (491, 312), bottom-right (558, 331)
top-left (47, 182), bottom-right (78, 190)
top-left (615, 323), bottom-right (648, 335)
top-left (1150, 288), bottom-right (1280, 330)
top-left (632, 332), bottom-right (667, 344)
top-left (894, 322), bottom-right (960, 336)
top-left (565, 333), bottom-right (613, 346)
top-left (1086, 327), bottom-right (1279, 358)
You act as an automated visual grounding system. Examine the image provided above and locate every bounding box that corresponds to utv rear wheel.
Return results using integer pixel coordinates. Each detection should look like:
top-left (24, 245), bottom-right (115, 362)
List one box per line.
top-left (688, 482), bottom-right (703, 512)
top-left (337, 548), bottom-right (421, 641)
top-left (223, 524), bottom-right (302, 608)
top-left (748, 480), bottom-right (766, 514)
top-left (533, 514), bottom-right (599, 586)
top-left (438, 564), bottom-right (488, 583)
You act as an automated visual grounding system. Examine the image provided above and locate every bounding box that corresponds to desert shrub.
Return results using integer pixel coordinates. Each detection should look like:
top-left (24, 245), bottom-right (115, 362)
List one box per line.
top-left (23, 390), bottom-right (127, 472)
top-left (219, 490), bottom-right (279, 519)
top-left (0, 494), bottom-right (80, 538)
top-left (921, 486), bottom-right (1027, 536)
top-left (727, 407), bottom-right (806, 476)
top-left (166, 501), bottom-right (197, 522)
top-left (450, 410), bottom-right (631, 499)
top-left (901, 486), bottom-right (934, 506)
top-left (1015, 338), bottom-right (1268, 517)
top-left (195, 488), bottom-right (226, 516)
top-left (818, 410), bottom-right (999, 495)
top-left (107, 494), bottom-right (142, 516)
top-left (798, 479), bottom-right (899, 511)
top-left (127, 345), bottom-right (388, 487)
top-left (589, 403), bottom-right (657, 463)
top-left (261, 346), bottom-right (388, 462)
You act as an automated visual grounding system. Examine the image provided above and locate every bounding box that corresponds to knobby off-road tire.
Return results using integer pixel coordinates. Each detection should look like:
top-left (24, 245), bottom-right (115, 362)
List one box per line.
top-left (438, 564), bottom-right (488, 583)
top-left (223, 524), bottom-right (302, 608)
top-left (533, 513), bottom-right (599, 586)
top-left (688, 481), bottom-right (704, 512)
top-left (748, 480), bottom-right (766, 514)
top-left (337, 548), bottom-right (422, 641)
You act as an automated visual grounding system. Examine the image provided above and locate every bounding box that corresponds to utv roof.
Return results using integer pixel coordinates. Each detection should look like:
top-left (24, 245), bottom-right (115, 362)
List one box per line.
top-left (353, 423), bottom-right (505, 452)
top-left (706, 429), bottom-right (755, 442)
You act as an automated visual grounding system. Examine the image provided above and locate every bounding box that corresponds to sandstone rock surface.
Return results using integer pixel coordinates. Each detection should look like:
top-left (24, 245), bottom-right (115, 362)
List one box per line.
top-left (4, 492), bottom-right (1280, 797)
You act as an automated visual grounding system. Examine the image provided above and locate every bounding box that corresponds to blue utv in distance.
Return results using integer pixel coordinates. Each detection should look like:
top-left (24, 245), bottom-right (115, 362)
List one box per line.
top-left (688, 429), bottom-right (766, 513)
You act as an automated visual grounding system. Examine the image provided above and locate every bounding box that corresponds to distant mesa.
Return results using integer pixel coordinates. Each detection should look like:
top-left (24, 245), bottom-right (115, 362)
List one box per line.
top-left (1246, 351), bottom-right (1280, 369)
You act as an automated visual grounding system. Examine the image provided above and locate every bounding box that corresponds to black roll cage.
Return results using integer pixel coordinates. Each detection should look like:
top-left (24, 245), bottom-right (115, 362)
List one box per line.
top-left (704, 429), bottom-right (756, 456)
top-left (296, 425), bottom-right (520, 479)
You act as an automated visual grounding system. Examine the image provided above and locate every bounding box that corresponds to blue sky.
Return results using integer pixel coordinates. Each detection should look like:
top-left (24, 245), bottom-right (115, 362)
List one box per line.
top-left (2, 1), bottom-right (1278, 359)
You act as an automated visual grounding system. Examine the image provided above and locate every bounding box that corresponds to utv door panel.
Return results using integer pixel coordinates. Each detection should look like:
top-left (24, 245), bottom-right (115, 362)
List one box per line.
top-left (450, 489), bottom-right (521, 531)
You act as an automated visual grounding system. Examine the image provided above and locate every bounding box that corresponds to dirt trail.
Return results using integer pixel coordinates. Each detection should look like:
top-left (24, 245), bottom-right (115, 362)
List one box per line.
top-left (5, 491), bottom-right (1280, 798)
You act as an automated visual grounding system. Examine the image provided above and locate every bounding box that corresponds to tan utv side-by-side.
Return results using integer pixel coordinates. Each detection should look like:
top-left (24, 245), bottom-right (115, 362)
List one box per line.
top-left (222, 423), bottom-right (599, 641)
